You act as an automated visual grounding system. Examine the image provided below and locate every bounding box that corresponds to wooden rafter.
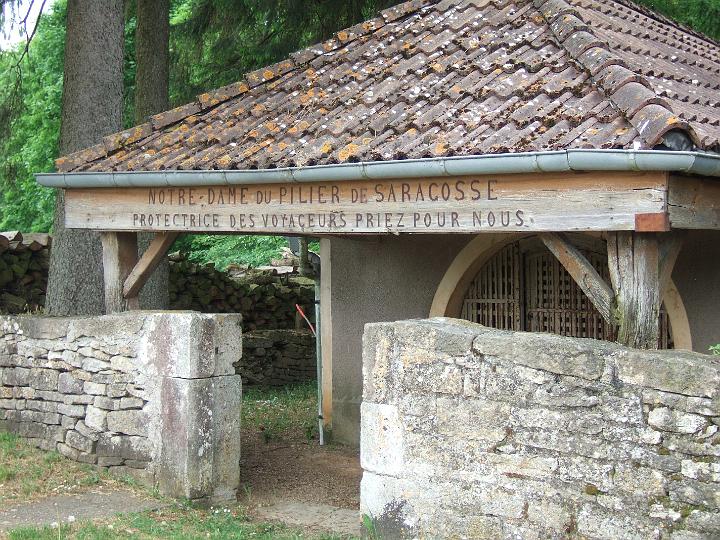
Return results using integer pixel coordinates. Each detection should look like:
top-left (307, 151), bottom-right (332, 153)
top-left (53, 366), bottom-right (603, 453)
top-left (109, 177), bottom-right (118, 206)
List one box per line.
top-left (539, 232), bottom-right (615, 325)
top-left (123, 232), bottom-right (179, 299)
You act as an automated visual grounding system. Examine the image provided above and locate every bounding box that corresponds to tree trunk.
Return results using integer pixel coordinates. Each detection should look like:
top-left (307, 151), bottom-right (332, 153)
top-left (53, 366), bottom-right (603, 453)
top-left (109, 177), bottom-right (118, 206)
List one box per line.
top-left (46, 0), bottom-right (125, 316)
top-left (135, 0), bottom-right (171, 309)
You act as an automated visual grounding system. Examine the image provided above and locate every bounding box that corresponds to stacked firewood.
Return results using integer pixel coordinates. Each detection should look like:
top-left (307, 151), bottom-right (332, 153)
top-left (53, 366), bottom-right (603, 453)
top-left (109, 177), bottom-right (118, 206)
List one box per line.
top-left (0, 232), bottom-right (51, 314)
top-left (168, 253), bottom-right (315, 331)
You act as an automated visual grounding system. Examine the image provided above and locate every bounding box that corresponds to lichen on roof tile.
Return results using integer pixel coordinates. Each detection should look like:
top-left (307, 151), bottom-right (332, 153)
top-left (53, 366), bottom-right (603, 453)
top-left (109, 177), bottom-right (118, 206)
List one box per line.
top-left (56, 0), bottom-right (720, 173)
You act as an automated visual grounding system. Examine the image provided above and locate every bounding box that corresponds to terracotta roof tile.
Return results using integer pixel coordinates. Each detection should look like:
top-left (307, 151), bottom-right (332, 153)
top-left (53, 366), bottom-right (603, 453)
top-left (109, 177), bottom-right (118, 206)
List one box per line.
top-left (57, 0), bottom-right (720, 173)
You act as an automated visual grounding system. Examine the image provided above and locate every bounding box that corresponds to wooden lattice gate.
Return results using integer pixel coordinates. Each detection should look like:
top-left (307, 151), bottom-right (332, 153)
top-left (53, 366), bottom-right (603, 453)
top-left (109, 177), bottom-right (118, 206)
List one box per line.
top-left (461, 237), bottom-right (672, 348)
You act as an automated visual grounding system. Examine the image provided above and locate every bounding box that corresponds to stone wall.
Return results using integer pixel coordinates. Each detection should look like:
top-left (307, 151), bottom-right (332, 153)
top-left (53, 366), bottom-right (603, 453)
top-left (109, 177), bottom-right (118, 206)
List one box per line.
top-left (361, 318), bottom-right (720, 539)
top-left (237, 330), bottom-right (315, 386)
top-left (0, 312), bottom-right (242, 503)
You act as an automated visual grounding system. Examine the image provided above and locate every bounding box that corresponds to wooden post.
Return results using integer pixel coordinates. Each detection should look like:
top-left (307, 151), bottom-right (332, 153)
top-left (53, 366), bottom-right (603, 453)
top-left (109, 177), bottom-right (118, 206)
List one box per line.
top-left (101, 232), bottom-right (140, 313)
top-left (607, 232), bottom-right (661, 349)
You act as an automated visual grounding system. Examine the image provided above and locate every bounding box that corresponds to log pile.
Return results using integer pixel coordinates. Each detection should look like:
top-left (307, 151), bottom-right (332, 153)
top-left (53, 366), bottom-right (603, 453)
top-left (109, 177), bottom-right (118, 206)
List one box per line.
top-left (168, 253), bottom-right (315, 330)
top-left (235, 329), bottom-right (316, 386)
top-left (0, 232), bottom-right (51, 314)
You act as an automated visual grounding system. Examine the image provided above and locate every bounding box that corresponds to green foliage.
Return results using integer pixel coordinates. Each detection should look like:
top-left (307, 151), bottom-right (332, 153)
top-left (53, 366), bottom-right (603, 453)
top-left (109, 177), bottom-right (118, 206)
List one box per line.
top-left (633, 0), bottom-right (720, 41)
top-left (173, 234), bottom-right (288, 269)
top-left (709, 344), bottom-right (720, 355)
top-left (0, 1), bottom-right (65, 232)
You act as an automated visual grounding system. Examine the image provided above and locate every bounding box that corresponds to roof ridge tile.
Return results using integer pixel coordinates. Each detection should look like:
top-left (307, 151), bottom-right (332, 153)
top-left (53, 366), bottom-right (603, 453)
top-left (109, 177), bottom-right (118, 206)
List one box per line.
top-left (534, 0), bottom-right (698, 148)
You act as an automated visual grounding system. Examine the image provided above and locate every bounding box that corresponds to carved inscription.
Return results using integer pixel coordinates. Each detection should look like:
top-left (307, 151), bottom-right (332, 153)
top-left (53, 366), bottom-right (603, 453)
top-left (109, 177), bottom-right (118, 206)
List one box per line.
top-left (63, 173), bottom-right (668, 233)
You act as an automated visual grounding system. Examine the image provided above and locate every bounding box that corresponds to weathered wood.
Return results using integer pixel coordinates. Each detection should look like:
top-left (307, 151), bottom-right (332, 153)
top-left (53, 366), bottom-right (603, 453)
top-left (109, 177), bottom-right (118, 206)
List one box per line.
top-left (658, 231), bottom-right (685, 295)
top-left (123, 232), bottom-right (179, 299)
top-left (607, 232), bottom-right (661, 349)
top-left (668, 175), bottom-right (720, 229)
top-left (63, 171), bottom-right (668, 234)
top-left (101, 232), bottom-right (140, 313)
top-left (540, 232), bottom-right (615, 325)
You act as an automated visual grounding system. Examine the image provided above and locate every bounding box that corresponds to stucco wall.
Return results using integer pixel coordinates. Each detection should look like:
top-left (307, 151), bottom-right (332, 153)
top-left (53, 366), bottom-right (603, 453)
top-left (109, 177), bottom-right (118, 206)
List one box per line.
top-left (0, 312), bottom-right (242, 503)
top-left (672, 230), bottom-right (720, 353)
top-left (361, 318), bottom-right (720, 539)
top-left (328, 231), bottom-right (720, 446)
top-left (326, 235), bottom-right (474, 445)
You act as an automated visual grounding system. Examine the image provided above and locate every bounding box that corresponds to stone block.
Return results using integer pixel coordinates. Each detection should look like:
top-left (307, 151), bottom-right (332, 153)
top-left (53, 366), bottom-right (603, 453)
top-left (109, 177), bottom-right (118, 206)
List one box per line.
top-left (156, 375), bottom-right (241, 501)
top-left (84, 381), bottom-right (106, 395)
top-left (16, 317), bottom-right (70, 340)
top-left (81, 357), bottom-right (111, 373)
top-left (84, 405), bottom-right (107, 431)
top-left (107, 383), bottom-right (129, 398)
top-left (119, 397), bottom-right (144, 409)
top-left (143, 313), bottom-right (219, 379)
top-left (65, 429), bottom-right (95, 453)
top-left (58, 372), bottom-right (84, 394)
top-left (75, 421), bottom-right (100, 441)
top-left (28, 369), bottom-right (59, 391)
top-left (110, 356), bottom-right (135, 373)
top-left (107, 410), bottom-right (148, 436)
top-left (3, 367), bottom-right (29, 386)
top-left (97, 434), bottom-right (152, 461)
top-left (25, 400), bottom-right (58, 413)
top-left (361, 402), bottom-right (404, 476)
top-left (618, 349), bottom-right (720, 399)
top-left (213, 314), bottom-right (242, 376)
top-left (93, 396), bottom-right (121, 411)
top-left (648, 407), bottom-right (708, 434)
top-left (66, 313), bottom-right (146, 343)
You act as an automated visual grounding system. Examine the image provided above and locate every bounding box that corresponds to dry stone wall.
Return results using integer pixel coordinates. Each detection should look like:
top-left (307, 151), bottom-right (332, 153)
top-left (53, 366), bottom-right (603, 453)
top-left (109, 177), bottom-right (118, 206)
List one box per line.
top-left (361, 318), bottom-right (720, 540)
top-left (0, 311), bottom-right (242, 503)
top-left (237, 329), bottom-right (316, 386)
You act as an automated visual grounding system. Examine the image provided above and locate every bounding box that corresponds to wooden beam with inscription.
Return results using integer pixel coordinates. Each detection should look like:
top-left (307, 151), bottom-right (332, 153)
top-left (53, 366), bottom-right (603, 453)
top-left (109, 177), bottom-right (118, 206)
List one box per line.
top-left (123, 232), bottom-right (180, 299)
top-left (63, 171), bottom-right (668, 235)
top-left (540, 232), bottom-right (615, 325)
top-left (101, 232), bottom-right (140, 313)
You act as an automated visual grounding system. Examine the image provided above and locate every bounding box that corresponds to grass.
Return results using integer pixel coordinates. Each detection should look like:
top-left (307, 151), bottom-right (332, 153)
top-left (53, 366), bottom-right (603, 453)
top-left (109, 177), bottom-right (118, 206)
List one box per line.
top-left (0, 433), bottom-right (118, 505)
top-left (0, 383), bottom-right (350, 539)
top-left (5, 504), bottom-right (350, 540)
top-left (242, 382), bottom-right (319, 443)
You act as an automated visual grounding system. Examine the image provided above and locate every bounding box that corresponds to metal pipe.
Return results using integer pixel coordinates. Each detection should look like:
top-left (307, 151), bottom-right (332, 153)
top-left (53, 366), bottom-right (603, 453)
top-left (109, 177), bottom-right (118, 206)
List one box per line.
top-left (35, 149), bottom-right (720, 188)
top-left (314, 276), bottom-right (324, 446)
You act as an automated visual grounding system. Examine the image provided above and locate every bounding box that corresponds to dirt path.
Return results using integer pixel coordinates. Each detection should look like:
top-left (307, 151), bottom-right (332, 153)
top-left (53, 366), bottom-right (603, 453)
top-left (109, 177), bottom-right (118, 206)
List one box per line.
top-left (0, 487), bottom-right (162, 534)
top-left (240, 433), bottom-right (362, 509)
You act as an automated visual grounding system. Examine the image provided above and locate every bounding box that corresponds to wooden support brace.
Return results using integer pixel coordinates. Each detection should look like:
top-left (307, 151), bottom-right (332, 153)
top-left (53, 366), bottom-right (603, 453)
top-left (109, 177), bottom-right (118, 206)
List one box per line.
top-left (608, 232), bottom-right (661, 350)
top-left (101, 232), bottom-right (140, 314)
top-left (123, 232), bottom-right (179, 299)
top-left (658, 231), bottom-right (685, 295)
top-left (540, 232), bottom-right (615, 325)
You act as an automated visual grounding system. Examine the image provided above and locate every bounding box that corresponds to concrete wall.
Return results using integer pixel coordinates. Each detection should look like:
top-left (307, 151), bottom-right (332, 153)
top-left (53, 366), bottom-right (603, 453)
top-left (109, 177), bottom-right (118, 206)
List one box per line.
top-left (0, 312), bottom-right (242, 503)
top-left (327, 231), bottom-right (720, 446)
top-left (361, 318), bottom-right (720, 539)
top-left (325, 235), bottom-right (474, 445)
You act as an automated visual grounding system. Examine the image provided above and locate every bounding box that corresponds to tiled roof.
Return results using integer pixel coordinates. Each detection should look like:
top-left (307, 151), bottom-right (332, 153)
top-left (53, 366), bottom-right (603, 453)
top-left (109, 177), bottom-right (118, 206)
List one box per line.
top-left (56, 0), bottom-right (720, 174)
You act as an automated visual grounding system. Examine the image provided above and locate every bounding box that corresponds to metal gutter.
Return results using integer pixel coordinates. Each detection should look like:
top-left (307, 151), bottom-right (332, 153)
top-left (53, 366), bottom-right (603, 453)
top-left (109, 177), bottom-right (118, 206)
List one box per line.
top-left (35, 149), bottom-right (720, 188)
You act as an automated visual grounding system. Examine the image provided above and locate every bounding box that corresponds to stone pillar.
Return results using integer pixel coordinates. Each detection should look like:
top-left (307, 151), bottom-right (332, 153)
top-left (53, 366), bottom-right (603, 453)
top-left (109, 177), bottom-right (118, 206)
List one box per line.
top-left (141, 312), bottom-right (242, 503)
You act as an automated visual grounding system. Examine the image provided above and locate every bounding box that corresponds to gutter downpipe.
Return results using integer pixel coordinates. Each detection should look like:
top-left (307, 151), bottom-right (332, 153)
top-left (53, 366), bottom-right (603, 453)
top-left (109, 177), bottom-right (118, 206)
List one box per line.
top-left (35, 150), bottom-right (720, 188)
